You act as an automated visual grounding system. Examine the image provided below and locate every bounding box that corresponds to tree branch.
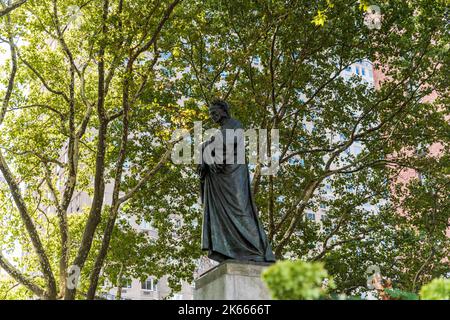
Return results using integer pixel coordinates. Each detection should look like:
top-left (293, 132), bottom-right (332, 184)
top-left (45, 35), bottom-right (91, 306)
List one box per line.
top-left (0, 150), bottom-right (57, 298)
top-left (0, 0), bottom-right (27, 18)
top-left (0, 252), bottom-right (45, 298)
top-left (0, 14), bottom-right (17, 125)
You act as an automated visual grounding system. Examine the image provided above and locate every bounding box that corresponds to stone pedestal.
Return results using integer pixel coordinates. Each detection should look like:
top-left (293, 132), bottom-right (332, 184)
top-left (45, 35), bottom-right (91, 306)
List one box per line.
top-left (194, 260), bottom-right (273, 300)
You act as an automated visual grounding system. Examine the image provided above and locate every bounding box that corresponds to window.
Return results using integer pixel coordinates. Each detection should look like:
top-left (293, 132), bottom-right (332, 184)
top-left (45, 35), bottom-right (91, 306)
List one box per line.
top-left (121, 278), bottom-right (132, 289)
top-left (345, 66), bottom-right (352, 71)
top-left (355, 67), bottom-right (360, 75)
top-left (141, 277), bottom-right (158, 291)
top-left (320, 203), bottom-right (326, 209)
top-left (362, 68), bottom-right (366, 76)
top-left (307, 213), bottom-right (316, 221)
top-left (321, 214), bottom-right (327, 221)
top-left (103, 293), bottom-right (115, 300)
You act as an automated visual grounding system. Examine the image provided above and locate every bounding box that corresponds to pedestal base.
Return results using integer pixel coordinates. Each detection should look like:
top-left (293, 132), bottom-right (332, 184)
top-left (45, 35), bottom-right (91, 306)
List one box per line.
top-left (194, 260), bottom-right (273, 300)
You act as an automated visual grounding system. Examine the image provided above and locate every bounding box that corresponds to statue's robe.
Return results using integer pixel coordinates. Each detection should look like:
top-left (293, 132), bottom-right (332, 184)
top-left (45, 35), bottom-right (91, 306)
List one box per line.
top-left (199, 117), bottom-right (276, 263)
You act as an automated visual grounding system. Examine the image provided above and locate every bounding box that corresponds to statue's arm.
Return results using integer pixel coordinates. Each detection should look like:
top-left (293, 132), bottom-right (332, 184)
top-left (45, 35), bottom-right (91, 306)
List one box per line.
top-left (198, 131), bottom-right (227, 174)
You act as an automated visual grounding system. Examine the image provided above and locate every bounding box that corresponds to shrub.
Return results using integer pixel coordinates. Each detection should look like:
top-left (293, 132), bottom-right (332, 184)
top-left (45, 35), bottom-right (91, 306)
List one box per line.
top-left (383, 288), bottom-right (419, 300)
top-left (262, 260), bottom-right (334, 300)
top-left (419, 278), bottom-right (450, 300)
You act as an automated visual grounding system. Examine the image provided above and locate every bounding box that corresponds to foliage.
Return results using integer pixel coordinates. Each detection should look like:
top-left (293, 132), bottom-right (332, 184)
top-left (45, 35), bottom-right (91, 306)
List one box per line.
top-left (419, 278), bottom-right (450, 300)
top-left (0, 0), bottom-right (190, 299)
top-left (0, 278), bottom-right (34, 300)
top-left (383, 288), bottom-right (419, 300)
top-left (262, 260), bottom-right (335, 300)
top-left (0, 0), bottom-right (448, 299)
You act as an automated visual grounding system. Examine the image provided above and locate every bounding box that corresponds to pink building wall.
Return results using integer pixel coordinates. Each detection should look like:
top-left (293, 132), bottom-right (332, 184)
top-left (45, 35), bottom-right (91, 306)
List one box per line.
top-left (373, 67), bottom-right (449, 238)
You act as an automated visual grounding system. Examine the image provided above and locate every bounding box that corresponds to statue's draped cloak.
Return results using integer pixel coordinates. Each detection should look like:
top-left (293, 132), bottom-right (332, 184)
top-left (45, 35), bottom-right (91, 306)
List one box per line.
top-left (200, 118), bottom-right (276, 262)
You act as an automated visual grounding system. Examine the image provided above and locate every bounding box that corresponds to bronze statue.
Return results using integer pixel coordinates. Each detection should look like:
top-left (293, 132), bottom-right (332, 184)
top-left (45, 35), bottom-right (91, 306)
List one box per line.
top-left (198, 99), bottom-right (276, 263)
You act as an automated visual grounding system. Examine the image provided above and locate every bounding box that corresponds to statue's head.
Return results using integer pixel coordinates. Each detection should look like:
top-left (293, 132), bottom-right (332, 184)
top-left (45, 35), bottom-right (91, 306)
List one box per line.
top-left (208, 99), bottom-right (230, 124)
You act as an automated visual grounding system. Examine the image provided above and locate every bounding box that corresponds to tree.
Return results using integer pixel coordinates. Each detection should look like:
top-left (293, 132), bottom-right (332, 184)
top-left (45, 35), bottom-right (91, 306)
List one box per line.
top-left (144, 0), bottom-right (449, 295)
top-left (0, 0), bottom-right (186, 299)
top-left (0, 0), bottom-right (448, 300)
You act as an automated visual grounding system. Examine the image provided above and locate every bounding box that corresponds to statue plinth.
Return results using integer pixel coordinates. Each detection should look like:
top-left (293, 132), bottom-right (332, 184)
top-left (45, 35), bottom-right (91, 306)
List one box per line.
top-left (194, 260), bottom-right (273, 300)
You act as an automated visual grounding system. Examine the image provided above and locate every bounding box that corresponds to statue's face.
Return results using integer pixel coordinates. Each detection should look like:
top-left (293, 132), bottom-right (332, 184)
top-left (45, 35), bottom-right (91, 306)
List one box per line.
top-left (209, 106), bottom-right (226, 123)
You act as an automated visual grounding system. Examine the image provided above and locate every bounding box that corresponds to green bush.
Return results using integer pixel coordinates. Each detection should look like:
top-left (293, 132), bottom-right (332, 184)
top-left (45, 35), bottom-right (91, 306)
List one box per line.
top-left (262, 260), bottom-right (334, 300)
top-left (419, 278), bottom-right (450, 300)
top-left (383, 288), bottom-right (419, 300)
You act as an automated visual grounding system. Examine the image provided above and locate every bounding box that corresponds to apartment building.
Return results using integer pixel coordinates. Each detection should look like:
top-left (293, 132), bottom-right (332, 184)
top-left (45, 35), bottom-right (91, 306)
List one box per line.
top-left (303, 59), bottom-right (377, 224)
